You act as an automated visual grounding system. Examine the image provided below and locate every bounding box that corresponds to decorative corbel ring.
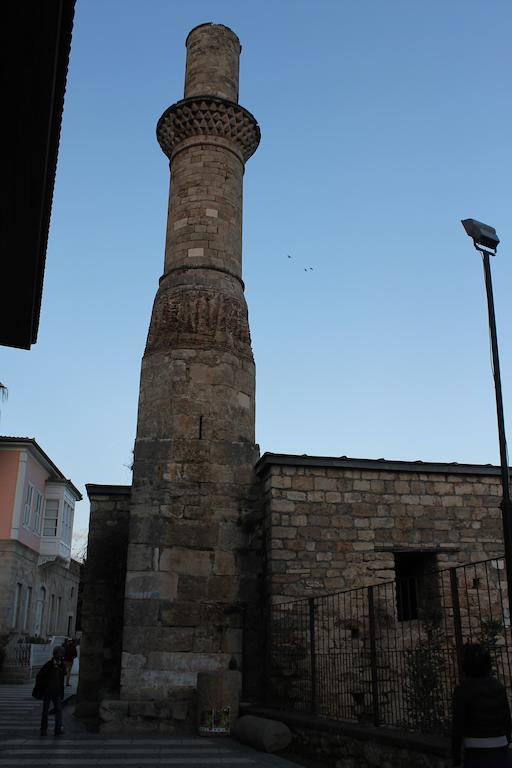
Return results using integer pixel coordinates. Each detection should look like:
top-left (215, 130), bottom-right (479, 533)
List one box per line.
top-left (157, 96), bottom-right (261, 163)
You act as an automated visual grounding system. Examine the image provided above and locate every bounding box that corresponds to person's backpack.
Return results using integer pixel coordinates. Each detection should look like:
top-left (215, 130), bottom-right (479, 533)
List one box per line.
top-left (32, 666), bottom-right (46, 699)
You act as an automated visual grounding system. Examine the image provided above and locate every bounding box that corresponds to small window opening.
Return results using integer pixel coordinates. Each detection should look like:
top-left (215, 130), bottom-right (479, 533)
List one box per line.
top-left (394, 551), bottom-right (438, 622)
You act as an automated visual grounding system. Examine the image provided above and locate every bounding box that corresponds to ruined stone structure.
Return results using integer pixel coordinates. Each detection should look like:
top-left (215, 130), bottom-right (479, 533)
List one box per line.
top-left (77, 23), bottom-right (509, 743)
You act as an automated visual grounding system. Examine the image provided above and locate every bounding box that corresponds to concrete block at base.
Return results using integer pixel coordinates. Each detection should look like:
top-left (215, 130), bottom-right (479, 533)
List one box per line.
top-left (196, 670), bottom-right (241, 735)
top-left (232, 715), bottom-right (292, 753)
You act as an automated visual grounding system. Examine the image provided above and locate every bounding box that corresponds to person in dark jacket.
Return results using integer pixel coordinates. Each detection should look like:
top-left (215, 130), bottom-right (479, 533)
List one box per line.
top-left (37, 646), bottom-right (66, 736)
top-left (452, 643), bottom-right (512, 767)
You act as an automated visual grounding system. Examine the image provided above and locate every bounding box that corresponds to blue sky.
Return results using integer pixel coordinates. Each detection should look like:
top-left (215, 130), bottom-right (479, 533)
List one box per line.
top-left (2, 0), bottom-right (512, 546)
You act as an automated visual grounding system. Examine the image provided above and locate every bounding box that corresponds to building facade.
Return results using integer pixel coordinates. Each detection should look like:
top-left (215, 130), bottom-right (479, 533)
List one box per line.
top-left (0, 437), bottom-right (82, 637)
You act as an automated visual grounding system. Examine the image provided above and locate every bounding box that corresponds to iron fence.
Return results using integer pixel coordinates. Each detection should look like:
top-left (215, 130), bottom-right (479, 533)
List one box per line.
top-left (265, 557), bottom-right (511, 735)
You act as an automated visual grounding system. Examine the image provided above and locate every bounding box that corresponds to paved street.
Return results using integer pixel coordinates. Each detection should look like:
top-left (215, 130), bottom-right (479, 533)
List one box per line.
top-left (0, 684), bottom-right (301, 768)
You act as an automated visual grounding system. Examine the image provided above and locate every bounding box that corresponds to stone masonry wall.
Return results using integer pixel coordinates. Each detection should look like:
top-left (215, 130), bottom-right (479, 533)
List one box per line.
top-left (76, 486), bottom-right (130, 719)
top-left (257, 456), bottom-right (504, 603)
top-left (271, 709), bottom-right (450, 768)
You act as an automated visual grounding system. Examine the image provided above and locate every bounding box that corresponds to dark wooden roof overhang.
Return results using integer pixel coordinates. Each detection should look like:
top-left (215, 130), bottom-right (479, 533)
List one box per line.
top-left (1, 0), bottom-right (75, 349)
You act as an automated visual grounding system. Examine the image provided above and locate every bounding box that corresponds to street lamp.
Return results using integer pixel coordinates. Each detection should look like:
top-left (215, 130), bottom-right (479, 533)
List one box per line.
top-left (462, 218), bottom-right (512, 621)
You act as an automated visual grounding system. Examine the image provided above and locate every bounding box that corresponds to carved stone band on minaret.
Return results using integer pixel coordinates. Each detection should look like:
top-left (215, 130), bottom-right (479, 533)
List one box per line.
top-left (145, 286), bottom-right (252, 359)
top-left (157, 97), bottom-right (260, 163)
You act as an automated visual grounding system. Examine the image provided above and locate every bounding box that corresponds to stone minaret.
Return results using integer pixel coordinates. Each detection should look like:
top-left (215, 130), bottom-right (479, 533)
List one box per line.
top-left (121, 24), bottom-right (260, 727)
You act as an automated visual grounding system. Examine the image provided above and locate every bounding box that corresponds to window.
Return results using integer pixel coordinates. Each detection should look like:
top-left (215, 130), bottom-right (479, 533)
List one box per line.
top-left (394, 551), bottom-right (438, 622)
top-left (56, 597), bottom-right (62, 632)
top-left (35, 586), bottom-right (46, 636)
top-left (33, 491), bottom-right (43, 534)
top-left (62, 501), bottom-right (73, 544)
top-left (23, 484), bottom-right (33, 526)
top-left (49, 594), bottom-right (55, 634)
top-left (12, 583), bottom-right (22, 628)
top-left (43, 499), bottom-right (59, 536)
top-left (23, 586), bottom-right (32, 631)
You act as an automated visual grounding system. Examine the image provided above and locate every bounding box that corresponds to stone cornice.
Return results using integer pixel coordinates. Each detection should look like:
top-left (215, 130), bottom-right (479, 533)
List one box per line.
top-left (255, 451), bottom-right (506, 478)
top-left (157, 96), bottom-right (260, 163)
top-left (159, 264), bottom-right (245, 290)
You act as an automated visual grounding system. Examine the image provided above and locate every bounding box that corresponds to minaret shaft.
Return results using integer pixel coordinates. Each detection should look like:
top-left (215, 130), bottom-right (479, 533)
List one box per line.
top-left (121, 24), bottom-right (260, 724)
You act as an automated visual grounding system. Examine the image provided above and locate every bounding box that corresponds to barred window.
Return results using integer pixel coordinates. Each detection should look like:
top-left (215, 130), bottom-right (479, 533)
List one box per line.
top-left (394, 551), bottom-right (438, 622)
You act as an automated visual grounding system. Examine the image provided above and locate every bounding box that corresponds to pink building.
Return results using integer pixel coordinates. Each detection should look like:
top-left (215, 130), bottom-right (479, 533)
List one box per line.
top-left (0, 437), bottom-right (82, 637)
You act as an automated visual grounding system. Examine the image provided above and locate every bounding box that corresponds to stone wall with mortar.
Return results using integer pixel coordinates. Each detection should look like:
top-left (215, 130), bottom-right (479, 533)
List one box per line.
top-left (75, 485), bottom-right (130, 719)
top-left (256, 454), bottom-right (504, 603)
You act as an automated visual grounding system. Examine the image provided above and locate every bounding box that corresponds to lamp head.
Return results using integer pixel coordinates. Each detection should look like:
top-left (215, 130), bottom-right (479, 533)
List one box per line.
top-left (461, 218), bottom-right (500, 253)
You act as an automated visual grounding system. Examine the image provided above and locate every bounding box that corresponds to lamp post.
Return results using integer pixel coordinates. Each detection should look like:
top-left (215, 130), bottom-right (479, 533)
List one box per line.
top-left (462, 218), bottom-right (512, 620)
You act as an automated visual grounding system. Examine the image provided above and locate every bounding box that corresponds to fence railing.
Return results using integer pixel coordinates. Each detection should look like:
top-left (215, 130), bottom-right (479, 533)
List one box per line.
top-left (265, 557), bottom-right (511, 735)
top-left (1, 642), bottom-right (51, 681)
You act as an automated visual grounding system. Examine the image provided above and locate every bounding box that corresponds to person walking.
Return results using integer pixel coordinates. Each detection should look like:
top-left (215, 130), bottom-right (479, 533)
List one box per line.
top-left (36, 646), bottom-right (66, 737)
top-left (63, 638), bottom-right (77, 686)
top-left (452, 643), bottom-right (512, 767)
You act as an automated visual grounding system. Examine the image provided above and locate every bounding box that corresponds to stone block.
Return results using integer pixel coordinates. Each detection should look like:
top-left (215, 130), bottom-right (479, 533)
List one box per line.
top-left (146, 651), bottom-right (229, 673)
top-left (218, 522), bottom-right (245, 550)
top-left (287, 491), bottom-right (306, 501)
top-left (99, 699), bottom-right (130, 722)
top-left (122, 652), bottom-right (146, 670)
top-left (213, 550), bottom-right (236, 575)
top-left (178, 574), bottom-right (208, 600)
top-left (271, 526), bottom-right (297, 539)
top-left (271, 475), bottom-right (292, 489)
top-left (160, 547), bottom-right (213, 576)
top-left (197, 670), bottom-right (241, 734)
top-left (171, 700), bottom-right (189, 720)
top-left (122, 668), bottom-right (197, 696)
top-left (160, 604), bottom-right (202, 628)
top-left (171, 522), bottom-right (219, 549)
top-left (125, 571), bottom-right (178, 601)
top-left (207, 574), bottom-right (238, 601)
top-left (314, 477), bottom-right (338, 491)
top-left (271, 499), bottom-right (295, 513)
top-left (126, 544), bottom-right (153, 571)
top-left (291, 475), bottom-right (314, 491)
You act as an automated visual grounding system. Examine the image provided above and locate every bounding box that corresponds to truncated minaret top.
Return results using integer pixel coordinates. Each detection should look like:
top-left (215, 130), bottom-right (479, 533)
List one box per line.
top-left (185, 23), bottom-right (241, 102)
